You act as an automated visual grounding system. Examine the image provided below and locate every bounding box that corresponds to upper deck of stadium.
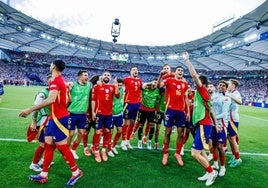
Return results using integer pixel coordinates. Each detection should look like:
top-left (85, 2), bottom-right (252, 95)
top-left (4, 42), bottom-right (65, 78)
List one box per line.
top-left (0, 1), bottom-right (268, 71)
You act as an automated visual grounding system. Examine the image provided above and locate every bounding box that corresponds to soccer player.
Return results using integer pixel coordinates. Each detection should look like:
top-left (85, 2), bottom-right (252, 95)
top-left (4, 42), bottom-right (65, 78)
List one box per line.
top-left (181, 85), bottom-right (196, 155)
top-left (207, 83), bottom-right (216, 161)
top-left (91, 71), bottom-right (119, 162)
top-left (226, 79), bottom-right (243, 167)
top-left (29, 74), bottom-right (51, 172)
top-left (183, 51), bottom-right (220, 186)
top-left (157, 66), bottom-right (190, 166)
top-left (153, 87), bottom-right (166, 150)
top-left (19, 60), bottom-right (83, 186)
top-left (82, 75), bottom-right (101, 156)
top-left (152, 64), bottom-right (173, 150)
top-left (135, 78), bottom-right (160, 149)
top-left (68, 70), bottom-right (91, 159)
top-left (110, 78), bottom-right (124, 156)
top-left (161, 63), bottom-right (174, 79)
top-left (0, 79), bottom-right (4, 103)
top-left (210, 80), bottom-right (231, 177)
top-left (121, 66), bottom-right (143, 150)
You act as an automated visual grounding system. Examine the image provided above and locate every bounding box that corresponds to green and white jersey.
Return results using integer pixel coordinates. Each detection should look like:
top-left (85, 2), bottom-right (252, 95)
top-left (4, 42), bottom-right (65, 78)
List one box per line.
top-left (68, 82), bottom-right (91, 114)
top-left (34, 88), bottom-right (50, 124)
top-left (112, 87), bottom-right (124, 115)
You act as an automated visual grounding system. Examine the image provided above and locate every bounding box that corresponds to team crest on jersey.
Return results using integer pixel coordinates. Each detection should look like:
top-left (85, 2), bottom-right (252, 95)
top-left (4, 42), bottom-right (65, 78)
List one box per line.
top-left (105, 89), bottom-right (109, 93)
top-left (177, 85), bottom-right (181, 89)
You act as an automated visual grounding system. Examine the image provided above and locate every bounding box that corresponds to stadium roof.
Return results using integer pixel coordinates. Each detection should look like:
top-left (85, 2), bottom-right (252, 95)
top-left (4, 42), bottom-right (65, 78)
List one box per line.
top-left (0, 1), bottom-right (268, 71)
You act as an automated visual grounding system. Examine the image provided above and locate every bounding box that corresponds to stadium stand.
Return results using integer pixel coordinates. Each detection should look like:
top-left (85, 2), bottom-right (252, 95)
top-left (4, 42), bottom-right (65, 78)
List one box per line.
top-left (0, 1), bottom-right (267, 106)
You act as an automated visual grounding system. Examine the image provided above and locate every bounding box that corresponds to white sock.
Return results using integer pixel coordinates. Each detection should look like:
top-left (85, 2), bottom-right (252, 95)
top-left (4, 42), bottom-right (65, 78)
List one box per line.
top-left (40, 171), bottom-right (48, 177)
top-left (72, 169), bottom-right (80, 176)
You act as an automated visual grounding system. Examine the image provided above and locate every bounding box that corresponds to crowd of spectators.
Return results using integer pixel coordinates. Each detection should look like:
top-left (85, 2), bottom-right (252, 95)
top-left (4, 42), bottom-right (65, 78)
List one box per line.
top-left (0, 49), bottom-right (267, 104)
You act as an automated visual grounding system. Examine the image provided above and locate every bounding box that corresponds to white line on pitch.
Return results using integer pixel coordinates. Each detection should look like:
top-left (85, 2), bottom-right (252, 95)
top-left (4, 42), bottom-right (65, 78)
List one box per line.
top-left (1, 138), bottom-right (268, 157)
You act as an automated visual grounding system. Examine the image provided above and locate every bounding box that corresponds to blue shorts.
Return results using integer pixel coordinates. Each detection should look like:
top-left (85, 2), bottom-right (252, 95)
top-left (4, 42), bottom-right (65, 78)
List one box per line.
top-left (95, 114), bottom-right (113, 130)
top-left (228, 121), bottom-right (239, 137)
top-left (112, 114), bottom-right (123, 128)
top-left (45, 116), bottom-right (69, 142)
top-left (123, 103), bottom-right (140, 121)
top-left (68, 113), bottom-right (87, 130)
top-left (185, 117), bottom-right (194, 129)
top-left (210, 126), bottom-right (227, 144)
top-left (164, 109), bottom-right (186, 128)
top-left (38, 127), bottom-right (46, 143)
top-left (192, 124), bottom-right (212, 150)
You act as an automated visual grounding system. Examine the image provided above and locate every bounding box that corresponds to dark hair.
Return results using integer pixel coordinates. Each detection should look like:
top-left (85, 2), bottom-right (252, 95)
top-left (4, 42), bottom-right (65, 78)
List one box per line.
top-left (219, 80), bottom-right (228, 87)
top-left (77, 70), bottom-right (88, 77)
top-left (52, 59), bottom-right (65, 72)
top-left (130, 66), bottom-right (137, 71)
top-left (89, 75), bottom-right (101, 85)
top-left (199, 74), bottom-right (209, 86)
top-left (117, 78), bottom-right (123, 83)
top-left (175, 66), bottom-right (184, 71)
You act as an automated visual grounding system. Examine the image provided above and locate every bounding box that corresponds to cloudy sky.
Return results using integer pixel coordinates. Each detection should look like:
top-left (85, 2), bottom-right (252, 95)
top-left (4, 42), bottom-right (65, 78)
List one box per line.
top-left (4, 0), bottom-right (266, 45)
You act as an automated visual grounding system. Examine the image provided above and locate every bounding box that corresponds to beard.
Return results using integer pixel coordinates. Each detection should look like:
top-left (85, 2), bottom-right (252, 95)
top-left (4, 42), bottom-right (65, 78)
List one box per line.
top-left (103, 78), bottom-right (110, 83)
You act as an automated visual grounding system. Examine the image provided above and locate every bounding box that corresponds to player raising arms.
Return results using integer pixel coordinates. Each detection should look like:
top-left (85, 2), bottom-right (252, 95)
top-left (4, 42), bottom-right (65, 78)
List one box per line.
top-left (183, 52), bottom-right (220, 186)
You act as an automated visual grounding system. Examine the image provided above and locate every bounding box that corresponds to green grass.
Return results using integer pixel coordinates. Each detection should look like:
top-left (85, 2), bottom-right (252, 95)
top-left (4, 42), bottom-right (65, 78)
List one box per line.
top-left (0, 86), bottom-right (268, 187)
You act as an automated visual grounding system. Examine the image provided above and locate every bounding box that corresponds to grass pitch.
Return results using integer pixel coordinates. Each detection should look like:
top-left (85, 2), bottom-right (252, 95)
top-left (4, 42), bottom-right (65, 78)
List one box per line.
top-left (0, 86), bottom-right (268, 187)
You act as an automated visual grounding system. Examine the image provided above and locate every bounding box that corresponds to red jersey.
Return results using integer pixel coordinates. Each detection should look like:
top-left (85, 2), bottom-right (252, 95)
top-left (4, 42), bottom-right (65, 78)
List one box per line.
top-left (91, 84), bottom-right (119, 115)
top-left (49, 75), bottom-right (69, 119)
top-left (163, 78), bottom-right (188, 111)
top-left (196, 85), bottom-right (212, 125)
top-left (123, 77), bottom-right (142, 104)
